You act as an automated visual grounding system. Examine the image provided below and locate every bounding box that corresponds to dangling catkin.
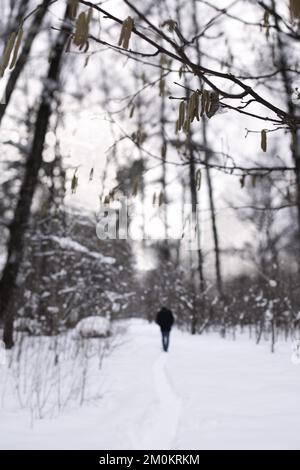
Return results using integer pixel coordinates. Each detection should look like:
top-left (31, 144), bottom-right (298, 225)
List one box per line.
top-left (261, 129), bottom-right (267, 152)
top-left (69, 0), bottom-right (80, 20)
top-left (290, 0), bottom-right (300, 20)
top-left (178, 101), bottom-right (186, 130)
top-left (9, 28), bottom-right (23, 70)
top-left (0, 32), bottom-right (16, 77)
top-left (206, 91), bottom-right (220, 118)
top-left (118, 17), bottom-right (134, 50)
top-left (73, 9), bottom-right (92, 49)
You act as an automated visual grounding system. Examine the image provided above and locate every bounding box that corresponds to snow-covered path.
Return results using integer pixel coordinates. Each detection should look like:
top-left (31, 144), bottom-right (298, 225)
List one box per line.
top-left (129, 353), bottom-right (181, 450)
top-left (1, 319), bottom-right (300, 450)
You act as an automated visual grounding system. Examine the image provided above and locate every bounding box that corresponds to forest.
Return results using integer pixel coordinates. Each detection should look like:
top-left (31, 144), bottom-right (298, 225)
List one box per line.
top-left (1, 0), bottom-right (300, 452)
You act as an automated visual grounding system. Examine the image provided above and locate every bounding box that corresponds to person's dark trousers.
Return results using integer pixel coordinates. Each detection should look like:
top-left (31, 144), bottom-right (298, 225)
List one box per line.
top-left (161, 329), bottom-right (170, 352)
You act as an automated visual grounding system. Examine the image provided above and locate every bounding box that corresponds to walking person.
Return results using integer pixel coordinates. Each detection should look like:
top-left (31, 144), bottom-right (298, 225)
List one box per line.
top-left (155, 307), bottom-right (174, 352)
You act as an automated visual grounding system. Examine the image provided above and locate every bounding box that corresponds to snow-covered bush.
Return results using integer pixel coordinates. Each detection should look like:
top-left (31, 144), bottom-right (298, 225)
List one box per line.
top-left (15, 210), bottom-right (136, 335)
top-left (0, 323), bottom-right (126, 422)
top-left (74, 316), bottom-right (111, 339)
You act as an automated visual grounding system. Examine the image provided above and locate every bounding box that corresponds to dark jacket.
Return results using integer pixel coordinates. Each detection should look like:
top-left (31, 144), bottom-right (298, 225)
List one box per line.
top-left (156, 307), bottom-right (174, 331)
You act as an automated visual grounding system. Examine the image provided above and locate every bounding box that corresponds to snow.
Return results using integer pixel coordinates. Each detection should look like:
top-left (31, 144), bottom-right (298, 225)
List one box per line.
top-left (74, 316), bottom-right (111, 338)
top-left (129, 354), bottom-right (181, 449)
top-left (50, 236), bottom-right (115, 264)
top-left (1, 319), bottom-right (300, 450)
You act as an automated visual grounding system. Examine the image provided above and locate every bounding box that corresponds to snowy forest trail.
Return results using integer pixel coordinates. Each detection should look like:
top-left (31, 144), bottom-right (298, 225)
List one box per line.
top-left (129, 352), bottom-right (181, 450)
top-left (1, 319), bottom-right (300, 450)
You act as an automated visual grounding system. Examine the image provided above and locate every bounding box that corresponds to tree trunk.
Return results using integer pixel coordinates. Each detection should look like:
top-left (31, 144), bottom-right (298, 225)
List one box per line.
top-left (272, 0), bottom-right (300, 273)
top-left (159, 64), bottom-right (170, 260)
top-left (291, 130), bottom-right (300, 272)
top-left (187, 130), bottom-right (206, 334)
top-left (0, 6), bottom-right (69, 348)
top-left (176, 0), bottom-right (206, 333)
top-left (135, 71), bottom-right (147, 244)
top-left (4, 0), bottom-right (29, 40)
top-left (203, 120), bottom-right (223, 295)
top-left (191, 0), bottom-right (223, 297)
top-left (0, 0), bottom-right (49, 125)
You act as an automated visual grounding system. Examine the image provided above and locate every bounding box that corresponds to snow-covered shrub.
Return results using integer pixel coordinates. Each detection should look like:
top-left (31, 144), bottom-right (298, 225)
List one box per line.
top-left (74, 316), bottom-right (111, 339)
top-left (15, 210), bottom-right (136, 335)
top-left (0, 323), bottom-right (126, 422)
